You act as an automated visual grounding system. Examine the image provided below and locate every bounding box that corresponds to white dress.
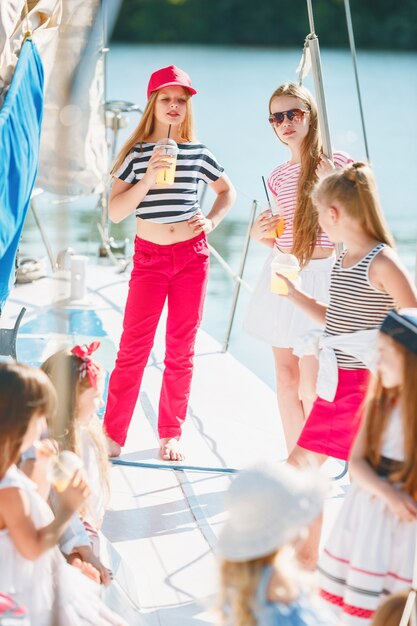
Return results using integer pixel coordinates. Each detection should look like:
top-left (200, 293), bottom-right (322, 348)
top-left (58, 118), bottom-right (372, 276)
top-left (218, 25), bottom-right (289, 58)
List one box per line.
top-left (243, 253), bottom-right (334, 348)
top-left (317, 406), bottom-right (416, 626)
top-left (0, 466), bottom-right (127, 626)
top-left (79, 426), bottom-right (107, 530)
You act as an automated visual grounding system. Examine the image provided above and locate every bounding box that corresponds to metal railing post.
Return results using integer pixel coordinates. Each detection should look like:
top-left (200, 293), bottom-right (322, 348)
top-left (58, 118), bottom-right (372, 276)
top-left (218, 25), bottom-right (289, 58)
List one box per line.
top-left (222, 200), bottom-right (258, 353)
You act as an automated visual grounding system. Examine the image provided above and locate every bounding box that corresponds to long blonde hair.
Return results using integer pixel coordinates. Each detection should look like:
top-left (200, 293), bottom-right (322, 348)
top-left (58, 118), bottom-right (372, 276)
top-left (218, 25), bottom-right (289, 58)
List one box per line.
top-left (41, 349), bottom-right (110, 510)
top-left (312, 161), bottom-right (395, 247)
top-left (269, 83), bottom-right (322, 267)
top-left (112, 88), bottom-right (196, 175)
top-left (363, 339), bottom-right (417, 497)
top-left (219, 553), bottom-right (276, 626)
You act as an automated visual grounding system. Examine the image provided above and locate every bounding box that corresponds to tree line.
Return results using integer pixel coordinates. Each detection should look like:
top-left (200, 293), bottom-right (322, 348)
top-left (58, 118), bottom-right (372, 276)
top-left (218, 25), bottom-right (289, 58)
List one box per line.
top-left (112, 0), bottom-right (417, 51)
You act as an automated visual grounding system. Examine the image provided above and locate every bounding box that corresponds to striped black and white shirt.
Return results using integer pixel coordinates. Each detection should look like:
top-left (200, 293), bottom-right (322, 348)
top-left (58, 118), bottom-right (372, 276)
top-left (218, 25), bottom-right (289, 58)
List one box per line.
top-left (115, 142), bottom-right (224, 224)
top-left (325, 243), bottom-right (395, 369)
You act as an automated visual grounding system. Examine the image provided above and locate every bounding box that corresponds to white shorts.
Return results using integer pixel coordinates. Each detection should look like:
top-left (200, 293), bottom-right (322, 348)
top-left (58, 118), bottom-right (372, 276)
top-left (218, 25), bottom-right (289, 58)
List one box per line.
top-left (243, 253), bottom-right (334, 349)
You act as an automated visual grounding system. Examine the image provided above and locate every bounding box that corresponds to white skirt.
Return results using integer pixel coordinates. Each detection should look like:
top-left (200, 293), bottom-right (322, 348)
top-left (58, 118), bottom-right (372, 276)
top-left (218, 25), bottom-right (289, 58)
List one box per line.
top-left (243, 253), bottom-right (334, 349)
top-left (318, 481), bottom-right (417, 626)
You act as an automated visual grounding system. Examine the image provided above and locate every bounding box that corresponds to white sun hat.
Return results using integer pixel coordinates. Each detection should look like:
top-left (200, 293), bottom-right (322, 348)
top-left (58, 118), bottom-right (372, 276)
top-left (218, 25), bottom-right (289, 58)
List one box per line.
top-left (217, 462), bottom-right (328, 562)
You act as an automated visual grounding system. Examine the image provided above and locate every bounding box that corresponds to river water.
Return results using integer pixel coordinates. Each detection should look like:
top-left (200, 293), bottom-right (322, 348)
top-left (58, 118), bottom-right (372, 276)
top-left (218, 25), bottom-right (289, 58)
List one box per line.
top-left (21, 44), bottom-right (417, 388)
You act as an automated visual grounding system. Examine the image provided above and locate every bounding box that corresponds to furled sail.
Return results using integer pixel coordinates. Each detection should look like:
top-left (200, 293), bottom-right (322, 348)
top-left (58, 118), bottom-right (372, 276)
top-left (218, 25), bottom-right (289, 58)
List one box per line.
top-left (0, 39), bottom-right (44, 308)
top-left (36, 0), bottom-right (109, 196)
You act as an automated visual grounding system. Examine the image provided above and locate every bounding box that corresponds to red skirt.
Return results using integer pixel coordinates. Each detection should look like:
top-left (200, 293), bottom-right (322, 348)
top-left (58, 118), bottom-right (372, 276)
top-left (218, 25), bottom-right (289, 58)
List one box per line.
top-left (297, 368), bottom-right (370, 460)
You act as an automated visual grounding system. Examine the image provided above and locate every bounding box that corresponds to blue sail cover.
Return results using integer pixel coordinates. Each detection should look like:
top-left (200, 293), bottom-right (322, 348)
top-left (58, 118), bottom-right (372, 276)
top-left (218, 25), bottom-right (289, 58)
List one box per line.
top-left (0, 39), bottom-right (44, 309)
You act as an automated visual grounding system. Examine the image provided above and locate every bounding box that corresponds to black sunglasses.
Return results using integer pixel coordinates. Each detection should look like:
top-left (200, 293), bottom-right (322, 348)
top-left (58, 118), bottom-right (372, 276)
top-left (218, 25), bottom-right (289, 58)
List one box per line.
top-left (268, 108), bottom-right (309, 126)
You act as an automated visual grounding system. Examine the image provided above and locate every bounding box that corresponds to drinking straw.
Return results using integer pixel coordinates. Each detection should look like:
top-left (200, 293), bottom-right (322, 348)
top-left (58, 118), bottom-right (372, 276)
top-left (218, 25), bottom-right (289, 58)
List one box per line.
top-left (262, 175), bottom-right (271, 210)
top-left (164, 125), bottom-right (172, 181)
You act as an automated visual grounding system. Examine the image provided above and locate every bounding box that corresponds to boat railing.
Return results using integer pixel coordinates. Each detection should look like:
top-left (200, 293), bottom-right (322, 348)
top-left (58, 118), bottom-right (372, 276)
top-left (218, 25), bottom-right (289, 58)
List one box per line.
top-left (207, 199), bottom-right (258, 353)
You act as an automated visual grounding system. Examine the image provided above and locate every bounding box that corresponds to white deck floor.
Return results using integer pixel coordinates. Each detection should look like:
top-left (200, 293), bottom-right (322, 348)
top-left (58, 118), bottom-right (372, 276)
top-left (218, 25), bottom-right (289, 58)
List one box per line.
top-left (1, 262), bottom-right (349, 625)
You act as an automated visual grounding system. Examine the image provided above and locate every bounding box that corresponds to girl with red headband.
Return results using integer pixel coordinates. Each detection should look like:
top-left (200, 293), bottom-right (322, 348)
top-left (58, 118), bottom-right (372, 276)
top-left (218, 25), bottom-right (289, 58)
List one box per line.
top-left (41, 342), bottom-right (112, 582)
top-left (103, 65), bottom-right (236, 461)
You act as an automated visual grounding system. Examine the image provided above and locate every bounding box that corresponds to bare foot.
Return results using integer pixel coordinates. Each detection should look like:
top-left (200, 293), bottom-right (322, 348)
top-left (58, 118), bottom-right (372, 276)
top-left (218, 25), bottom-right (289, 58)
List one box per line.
top-left (68, 554), bottom-right (101, 584)
top-left (105, 435), bottom-right (121, 458)
top-left (159, 437), bottom-right (185, 462)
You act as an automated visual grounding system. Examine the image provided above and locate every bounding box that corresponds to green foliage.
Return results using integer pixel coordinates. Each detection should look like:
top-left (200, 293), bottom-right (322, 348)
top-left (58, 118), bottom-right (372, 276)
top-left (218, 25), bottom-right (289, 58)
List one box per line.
top-left (111, 0), bottom-right (417, 50)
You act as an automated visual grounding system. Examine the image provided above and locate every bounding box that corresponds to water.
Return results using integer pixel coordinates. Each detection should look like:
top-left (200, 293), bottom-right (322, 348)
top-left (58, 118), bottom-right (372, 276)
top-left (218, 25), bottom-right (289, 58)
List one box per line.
top-left (21, 44), bottom-right (417, 388)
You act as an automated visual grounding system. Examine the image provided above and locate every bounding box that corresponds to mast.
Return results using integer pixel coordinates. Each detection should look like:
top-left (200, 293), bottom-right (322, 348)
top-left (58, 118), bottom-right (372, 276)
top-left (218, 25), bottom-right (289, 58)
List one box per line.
top-left (305, 0), bottom-right (332, 159)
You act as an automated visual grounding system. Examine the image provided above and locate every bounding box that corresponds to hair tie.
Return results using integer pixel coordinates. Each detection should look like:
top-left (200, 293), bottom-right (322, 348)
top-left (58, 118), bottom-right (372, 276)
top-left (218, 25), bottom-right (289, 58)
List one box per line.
top-left (71, 341), bottom-right (101, 389)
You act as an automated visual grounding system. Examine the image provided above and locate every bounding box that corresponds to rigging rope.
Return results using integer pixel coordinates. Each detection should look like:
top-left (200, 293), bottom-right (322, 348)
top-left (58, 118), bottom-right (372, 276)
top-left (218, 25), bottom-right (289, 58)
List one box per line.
top-left (343, 0), bottom-right (371, 162)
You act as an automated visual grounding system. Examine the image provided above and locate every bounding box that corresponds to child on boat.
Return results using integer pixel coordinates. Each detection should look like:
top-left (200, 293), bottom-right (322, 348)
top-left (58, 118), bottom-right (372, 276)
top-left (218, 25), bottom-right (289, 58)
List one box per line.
top-left (41, 343), bottom-right (111, 554)
top-left (282, 163), bottom-right (417, 467)
top-left (279, 162), bottom-right (417, 567)
top-left (103, 64), bottom-right (236, 461)
top-left (0, 361), bottom-right (126, 626)
top-left (217, 462), bottom-right (334, 626)
top-left (318, 309), bottom-right (417, 626)
top-left (244, 82), bottom-right (352, 454)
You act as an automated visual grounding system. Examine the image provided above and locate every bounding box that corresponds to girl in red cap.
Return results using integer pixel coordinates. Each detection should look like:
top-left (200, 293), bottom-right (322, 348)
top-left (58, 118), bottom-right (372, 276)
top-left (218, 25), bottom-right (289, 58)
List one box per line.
top-left (103, 65), bottom-right (236, 461)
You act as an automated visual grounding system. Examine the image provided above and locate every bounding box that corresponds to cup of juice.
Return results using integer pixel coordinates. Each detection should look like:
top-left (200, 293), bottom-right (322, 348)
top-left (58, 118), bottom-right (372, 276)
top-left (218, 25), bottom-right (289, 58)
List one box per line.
top-left (153, 138), bottom-right (179, 185)
top-left (270, 252), bottom-right (300, 295)
top-left (48, 450), bottom-right (83, 492)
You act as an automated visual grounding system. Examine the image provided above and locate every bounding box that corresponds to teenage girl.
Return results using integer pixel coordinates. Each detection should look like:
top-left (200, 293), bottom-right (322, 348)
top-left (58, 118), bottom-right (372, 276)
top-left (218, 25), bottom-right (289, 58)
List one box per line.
top-left (318, 309), bottom-right (417, 625)
top-left (103, 65), bottom-right (235, 461)
top-left (244, 82), bottom-right (352, 453)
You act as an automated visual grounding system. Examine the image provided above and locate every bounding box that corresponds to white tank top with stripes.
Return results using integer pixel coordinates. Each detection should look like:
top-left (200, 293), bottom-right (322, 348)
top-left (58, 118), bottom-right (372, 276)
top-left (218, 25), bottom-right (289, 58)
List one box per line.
top-left (325, 243), bottom-right (395, 369)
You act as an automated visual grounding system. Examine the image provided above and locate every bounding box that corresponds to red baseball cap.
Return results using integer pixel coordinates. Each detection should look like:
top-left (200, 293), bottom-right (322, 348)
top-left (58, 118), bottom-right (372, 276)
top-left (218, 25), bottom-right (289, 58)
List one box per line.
top-left (147, 65), bottom-right (197, 100)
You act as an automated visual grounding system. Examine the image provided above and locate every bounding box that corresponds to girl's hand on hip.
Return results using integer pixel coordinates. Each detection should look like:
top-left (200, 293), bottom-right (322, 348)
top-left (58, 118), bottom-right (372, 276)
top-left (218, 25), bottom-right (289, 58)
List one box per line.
top-left (251, 210), bottom-right (283, 241)
top-left (188, 211), bottom-right (213, 234)
top-left (385, 487), bottom-right (417, 521)
top-left (142, 148), bottom-right (174, 186)
top-left (316, 155), bottom-right (335, 179)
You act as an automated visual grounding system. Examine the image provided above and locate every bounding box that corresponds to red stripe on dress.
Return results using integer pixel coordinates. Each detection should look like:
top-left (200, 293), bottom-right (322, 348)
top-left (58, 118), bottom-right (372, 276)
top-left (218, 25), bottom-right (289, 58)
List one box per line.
top-left (319, 590), bottom-right (375, 619)
top-left (323, 548), bottom-right (413, 582)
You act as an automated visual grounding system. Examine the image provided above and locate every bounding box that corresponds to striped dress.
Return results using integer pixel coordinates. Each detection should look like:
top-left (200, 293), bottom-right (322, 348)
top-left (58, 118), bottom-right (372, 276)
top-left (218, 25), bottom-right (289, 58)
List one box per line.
top-left (318, 406), bottom-right (417, 626)
top-left (297, 243), bottom-right (396, 459)
top-left (115, 142), bottom-right (224, 224)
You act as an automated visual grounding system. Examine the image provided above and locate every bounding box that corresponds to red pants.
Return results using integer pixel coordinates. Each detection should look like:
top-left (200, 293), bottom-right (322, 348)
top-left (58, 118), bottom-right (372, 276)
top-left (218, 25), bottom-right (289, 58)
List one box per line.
top-left (103, 232), bottom-right (209, 445)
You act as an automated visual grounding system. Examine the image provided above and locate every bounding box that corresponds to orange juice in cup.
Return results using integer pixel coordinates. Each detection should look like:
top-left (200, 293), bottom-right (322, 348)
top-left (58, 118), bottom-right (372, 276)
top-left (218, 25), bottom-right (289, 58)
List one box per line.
top-left (154, 138), bottom-right (179, 185)
top-left (270, 252), bottom-right (300, 295)
top-left (48, 450), bottom-right (83, 492)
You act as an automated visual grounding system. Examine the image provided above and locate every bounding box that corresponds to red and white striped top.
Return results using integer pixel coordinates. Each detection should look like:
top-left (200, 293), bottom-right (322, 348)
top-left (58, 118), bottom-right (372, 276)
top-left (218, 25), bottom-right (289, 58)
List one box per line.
top-left (267, 151), bottom-right (353, 249)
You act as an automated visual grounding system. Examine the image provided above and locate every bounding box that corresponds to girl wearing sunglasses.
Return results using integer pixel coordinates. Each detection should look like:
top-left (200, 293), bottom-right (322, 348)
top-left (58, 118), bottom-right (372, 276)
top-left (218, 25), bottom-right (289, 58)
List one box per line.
top-left (244, 82), bottom-right (352, 454)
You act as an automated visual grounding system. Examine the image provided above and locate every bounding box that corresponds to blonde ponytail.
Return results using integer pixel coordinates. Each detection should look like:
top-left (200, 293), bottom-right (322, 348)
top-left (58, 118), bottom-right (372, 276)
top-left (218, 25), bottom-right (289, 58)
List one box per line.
top-left (312, 161), bottom-right (395, 248)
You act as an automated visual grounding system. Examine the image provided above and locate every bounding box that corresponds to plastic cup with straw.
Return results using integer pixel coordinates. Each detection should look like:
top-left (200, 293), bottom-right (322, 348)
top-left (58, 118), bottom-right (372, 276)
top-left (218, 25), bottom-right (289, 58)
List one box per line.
top-left (262, 175), bottom-right (284, 239)
top-left (154, 124), bottom-right (179, 185)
